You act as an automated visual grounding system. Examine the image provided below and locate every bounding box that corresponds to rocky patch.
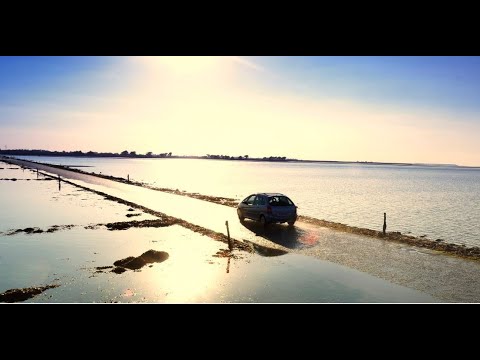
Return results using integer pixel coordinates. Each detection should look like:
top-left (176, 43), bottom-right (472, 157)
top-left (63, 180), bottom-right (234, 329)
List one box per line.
top-left (0, 284), bottom-right (60, 303)
top-left (104, 218), bottom-right (177, 231)
top-left (126, 213), bottom-right (141, 218)
top-left (7, 224), bottom-right (76, 235)
top-left (95, 250), bottom-right (169, 274)
top-left (8, 227), bottom-right (44, 235)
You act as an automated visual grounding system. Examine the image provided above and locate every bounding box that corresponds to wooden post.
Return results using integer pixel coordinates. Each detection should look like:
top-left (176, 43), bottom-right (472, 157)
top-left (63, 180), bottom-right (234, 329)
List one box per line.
top-left (383, 212), bottom-right (387, 236)
top-left (36, 168), bottom-right (38, 178)
top-left (226, 221), bottom-right (232, 250)
top-left (127, 174), bottom-right (129, 182)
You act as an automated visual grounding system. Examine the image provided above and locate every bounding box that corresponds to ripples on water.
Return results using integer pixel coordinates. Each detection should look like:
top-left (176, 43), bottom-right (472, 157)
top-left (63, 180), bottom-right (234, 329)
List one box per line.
top-left (14, 156), bottom-right (480, 247)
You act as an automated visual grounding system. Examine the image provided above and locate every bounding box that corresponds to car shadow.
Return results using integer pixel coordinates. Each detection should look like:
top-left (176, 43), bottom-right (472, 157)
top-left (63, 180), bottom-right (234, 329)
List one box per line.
top-left (240, 219), bottom-right (315, 250)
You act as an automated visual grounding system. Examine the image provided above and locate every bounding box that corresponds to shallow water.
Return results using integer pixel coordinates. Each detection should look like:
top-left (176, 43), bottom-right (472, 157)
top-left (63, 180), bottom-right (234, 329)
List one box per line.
top-left (12, 156), bottom-right (480, 246)
top-left (244, 221), bottom-right (480, 302)
top-left (0, 226), bottom-right (436, 303)
top-left (0, 165), bottom-right (156, 233)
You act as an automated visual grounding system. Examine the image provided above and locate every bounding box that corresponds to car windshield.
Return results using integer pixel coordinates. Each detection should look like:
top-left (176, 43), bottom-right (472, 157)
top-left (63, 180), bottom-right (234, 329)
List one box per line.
top-left (268, 196), bottom-right (293, 206)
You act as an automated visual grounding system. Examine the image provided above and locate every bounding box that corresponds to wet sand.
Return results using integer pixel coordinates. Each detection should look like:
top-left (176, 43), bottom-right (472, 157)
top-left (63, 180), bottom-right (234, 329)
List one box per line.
top-left (1, 158), bottom-right (479, 302)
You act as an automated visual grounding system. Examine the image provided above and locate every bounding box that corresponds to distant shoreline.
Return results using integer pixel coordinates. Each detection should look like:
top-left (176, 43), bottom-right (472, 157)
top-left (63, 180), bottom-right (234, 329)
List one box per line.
top-left (1, 150), bottom-right (477, 169)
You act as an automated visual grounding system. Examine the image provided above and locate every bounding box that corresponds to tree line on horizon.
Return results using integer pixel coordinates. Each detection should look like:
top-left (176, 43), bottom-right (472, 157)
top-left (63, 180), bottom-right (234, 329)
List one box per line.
top-left (0, 149), bottom-right (173, 158)
top-left (205, 154), bottom-right (288, 161)
top-left (0, 149), bottom-right (290, 162)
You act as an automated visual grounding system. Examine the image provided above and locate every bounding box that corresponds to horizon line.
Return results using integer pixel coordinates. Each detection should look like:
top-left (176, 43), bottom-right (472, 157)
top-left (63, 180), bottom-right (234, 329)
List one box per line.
top-left (2, 148), bottom-right (479, 169)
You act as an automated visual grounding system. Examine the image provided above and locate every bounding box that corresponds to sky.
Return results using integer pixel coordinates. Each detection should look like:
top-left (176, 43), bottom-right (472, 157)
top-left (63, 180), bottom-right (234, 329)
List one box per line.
top-left (1, 56), bottom-right (480, 166)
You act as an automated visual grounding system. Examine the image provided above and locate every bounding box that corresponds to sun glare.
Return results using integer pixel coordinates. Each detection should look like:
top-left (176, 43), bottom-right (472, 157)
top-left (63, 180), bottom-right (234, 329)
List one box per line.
top-left (138, 56), bottom-right (224, 76)
top-left (158, 56), bottom-right (220, 73)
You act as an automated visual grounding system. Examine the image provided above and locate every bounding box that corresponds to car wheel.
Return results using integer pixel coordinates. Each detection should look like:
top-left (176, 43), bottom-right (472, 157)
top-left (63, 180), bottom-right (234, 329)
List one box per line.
top-left (259, 215), bottom-right (267, 227)
top-left (288, 220), bottom-right (296, 227)
top-left (237, 209), bottom-right (245, 222)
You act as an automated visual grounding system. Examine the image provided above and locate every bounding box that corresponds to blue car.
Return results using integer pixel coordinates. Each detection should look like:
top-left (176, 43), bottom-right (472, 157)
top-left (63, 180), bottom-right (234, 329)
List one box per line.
top-left (237, 193), bottom-right (297, 226)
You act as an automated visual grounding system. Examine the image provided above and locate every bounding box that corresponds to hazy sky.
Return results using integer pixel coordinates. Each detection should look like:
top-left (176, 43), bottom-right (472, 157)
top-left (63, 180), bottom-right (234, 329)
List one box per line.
top-left (1, 56), bottom-right (480, 165)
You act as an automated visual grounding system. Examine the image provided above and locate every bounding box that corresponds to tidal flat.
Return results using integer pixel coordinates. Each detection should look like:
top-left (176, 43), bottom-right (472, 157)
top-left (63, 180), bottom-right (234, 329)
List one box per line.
top-left (0, 162), bottom-right (437, 303)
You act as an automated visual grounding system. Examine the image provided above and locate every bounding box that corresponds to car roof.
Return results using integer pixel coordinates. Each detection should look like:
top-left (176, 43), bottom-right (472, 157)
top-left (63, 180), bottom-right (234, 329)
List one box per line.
top-left (255, 193), bottom-right (287, 197)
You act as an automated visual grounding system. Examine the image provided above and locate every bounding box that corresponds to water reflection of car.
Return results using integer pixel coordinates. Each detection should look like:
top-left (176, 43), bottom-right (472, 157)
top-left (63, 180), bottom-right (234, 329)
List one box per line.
top-left (237, 193), bottom-right (297, 226)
